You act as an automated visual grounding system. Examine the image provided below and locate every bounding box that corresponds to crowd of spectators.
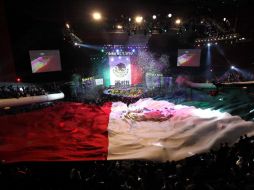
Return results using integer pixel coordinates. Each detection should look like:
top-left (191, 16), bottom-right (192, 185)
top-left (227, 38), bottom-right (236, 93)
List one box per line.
top-left (0, 82), bottom-right (63, 99)
top-left (1, 80), bottom-right (254, 189)
top-left (217, 70), bottom-right (245, 83)
top-left (1, 135), bottom-right (254, 190)
top-left (0, 84), bottom-right (46, 99)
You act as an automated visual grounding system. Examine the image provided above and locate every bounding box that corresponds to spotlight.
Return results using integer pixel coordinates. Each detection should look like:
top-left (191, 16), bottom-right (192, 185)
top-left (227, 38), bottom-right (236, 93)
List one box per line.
top-left (207, 43), bottom-right (211, 47)
top-left (231, 66), bottom-right (236, 69)
top-left (65, 23), bottom-right (70, 29)
top-left (16, 77), bottom-right (21, 82)
top-left (135, 16), bottom-right (143, 23)
top-left (128, 17), bottom-right (131, 22)
top-left (223, 17), bottom-right (227, 22)
top-left (132, 49), bottom-right (135, 52)
top-left (175, 19), bottom-right (181, 25)
top-left (152, 15), bottom-right (157, 20)
top-left (74, 42), bottom-right (78, 46)
top-left (116, 25), bottom-right (123, 29)
top-left (168, 13), bottom-right (172, 18)
top-left (92, 12), bottom-right (102, 21)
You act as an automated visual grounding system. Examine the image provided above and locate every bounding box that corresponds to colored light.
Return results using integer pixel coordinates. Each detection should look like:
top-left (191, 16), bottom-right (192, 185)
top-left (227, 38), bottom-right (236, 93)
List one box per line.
top-left (16, 77), bottom-right (21, 82)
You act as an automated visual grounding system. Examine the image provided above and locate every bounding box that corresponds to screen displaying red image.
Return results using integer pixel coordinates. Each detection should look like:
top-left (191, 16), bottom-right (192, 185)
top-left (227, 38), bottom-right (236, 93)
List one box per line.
top-left (29, 50), bottom-right (62, 73)
top-left (177, 49), bottom-right (201, 67)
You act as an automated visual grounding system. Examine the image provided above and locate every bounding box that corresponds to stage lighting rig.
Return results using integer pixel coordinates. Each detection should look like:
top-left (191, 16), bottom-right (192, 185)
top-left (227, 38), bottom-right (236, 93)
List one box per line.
top-left (63, 23), bottom-right (83, 46)
top-left (194, 33), bottom-right (248, 47)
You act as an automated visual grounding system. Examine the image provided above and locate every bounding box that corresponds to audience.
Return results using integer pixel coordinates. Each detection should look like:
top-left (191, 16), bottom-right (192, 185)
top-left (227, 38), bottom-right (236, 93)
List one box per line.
top-left (1, 135), bottom-right (254, 190)
top-left (0, 84), bottom-right (47, 99)
top-left (1, 79), bottom-right (254, 189)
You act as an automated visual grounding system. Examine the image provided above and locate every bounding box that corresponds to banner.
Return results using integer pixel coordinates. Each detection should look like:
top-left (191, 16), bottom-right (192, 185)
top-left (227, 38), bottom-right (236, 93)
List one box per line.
top-left (109, 56), bottom-right (131, 86)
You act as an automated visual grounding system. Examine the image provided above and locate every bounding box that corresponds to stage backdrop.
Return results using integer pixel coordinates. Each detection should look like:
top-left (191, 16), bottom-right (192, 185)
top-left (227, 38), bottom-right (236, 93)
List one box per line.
top-left (107, 56), bottom-right (143, 86)
top-left (109, 56), bottom-right (131, 86)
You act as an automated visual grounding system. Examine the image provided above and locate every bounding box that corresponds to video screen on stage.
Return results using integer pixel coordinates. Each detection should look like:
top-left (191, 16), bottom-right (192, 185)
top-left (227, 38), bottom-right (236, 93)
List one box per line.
top-left (29, 50), bottom-right (62, 73)
top-left (177, 49), bottom-right (201, 67)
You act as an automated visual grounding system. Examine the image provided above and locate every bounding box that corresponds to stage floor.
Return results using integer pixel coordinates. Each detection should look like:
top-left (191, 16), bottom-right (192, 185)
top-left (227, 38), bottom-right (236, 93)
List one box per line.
top-left (1, 97), bottom-right (254, 163)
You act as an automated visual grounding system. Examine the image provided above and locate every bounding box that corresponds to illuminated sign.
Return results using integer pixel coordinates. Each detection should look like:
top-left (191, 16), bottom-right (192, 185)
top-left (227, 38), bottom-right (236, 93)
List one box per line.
top-left (107, 52), bottom-right (134, 56)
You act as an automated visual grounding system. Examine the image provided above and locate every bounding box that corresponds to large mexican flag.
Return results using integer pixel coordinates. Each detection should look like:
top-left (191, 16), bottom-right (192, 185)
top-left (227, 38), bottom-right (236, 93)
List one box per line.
top-left (0, 99), bottom-right (254, 163)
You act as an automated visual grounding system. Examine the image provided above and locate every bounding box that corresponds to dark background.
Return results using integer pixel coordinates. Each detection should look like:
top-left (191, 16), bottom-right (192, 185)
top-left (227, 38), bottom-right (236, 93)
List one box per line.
top-left (1, 0), bottom-right (254, 82)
